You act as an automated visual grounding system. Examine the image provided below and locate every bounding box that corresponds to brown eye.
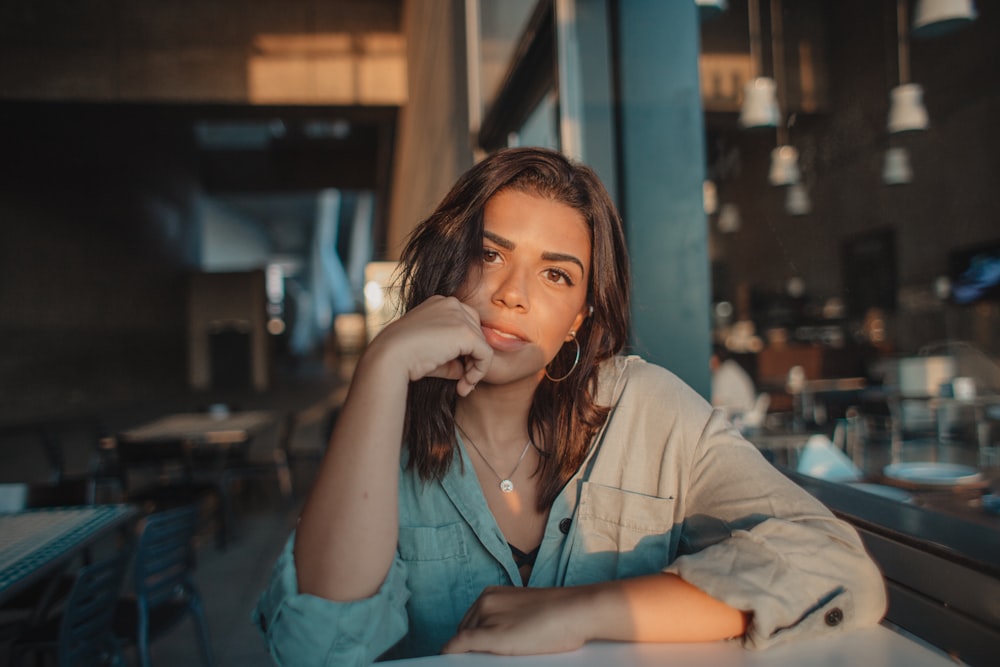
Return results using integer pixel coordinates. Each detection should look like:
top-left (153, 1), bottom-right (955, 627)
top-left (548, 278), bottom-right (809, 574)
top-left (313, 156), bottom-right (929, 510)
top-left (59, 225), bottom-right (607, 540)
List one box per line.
top-left (545, 268), bottom-right (574, 286)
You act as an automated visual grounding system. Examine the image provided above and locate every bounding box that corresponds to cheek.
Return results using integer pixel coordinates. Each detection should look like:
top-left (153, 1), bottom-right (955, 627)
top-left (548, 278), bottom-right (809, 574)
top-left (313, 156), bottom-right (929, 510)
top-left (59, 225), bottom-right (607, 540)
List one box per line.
top-left (454, 269), bottom-right (483, 302)
top-left (542, 307), bottom-right (583, 344)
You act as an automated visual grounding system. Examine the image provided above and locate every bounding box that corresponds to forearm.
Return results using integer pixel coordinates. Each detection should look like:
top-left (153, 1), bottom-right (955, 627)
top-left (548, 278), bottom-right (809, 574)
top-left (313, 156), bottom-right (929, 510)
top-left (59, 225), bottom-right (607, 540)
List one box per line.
top-left (579, 573), bottom-right (748, 643)
top-left (443, 573), bottom-right (748, 656)
top-left (296, 295), bottom-right (493, 604)
top-left (294, 348), bottom-right (408, 602)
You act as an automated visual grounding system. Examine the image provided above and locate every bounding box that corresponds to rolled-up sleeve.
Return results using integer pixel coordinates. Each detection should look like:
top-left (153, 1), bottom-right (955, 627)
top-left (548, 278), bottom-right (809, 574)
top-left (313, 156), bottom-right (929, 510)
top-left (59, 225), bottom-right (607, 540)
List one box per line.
top-left (254, 534), bottom-right (411, 666)
top-left (663, 412), bottom-right (887, 648)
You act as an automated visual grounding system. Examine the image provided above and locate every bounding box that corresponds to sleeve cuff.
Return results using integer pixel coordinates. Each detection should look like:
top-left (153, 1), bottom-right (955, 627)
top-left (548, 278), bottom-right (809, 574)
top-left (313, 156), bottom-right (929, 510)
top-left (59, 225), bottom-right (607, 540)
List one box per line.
top-left (664, 518), bottom-right (887, 648)
top-left (254, 535), bottom-right (411, 666)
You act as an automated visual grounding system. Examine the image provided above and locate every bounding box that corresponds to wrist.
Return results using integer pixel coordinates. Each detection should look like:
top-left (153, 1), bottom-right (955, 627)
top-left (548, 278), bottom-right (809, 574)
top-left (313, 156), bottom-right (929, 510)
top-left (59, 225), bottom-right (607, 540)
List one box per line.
top-left (355, 332), bottom-right (413, 388)
top-left (554, 583), bottom-right (620, 644)
top-left (579, 581), bottom-right (628, 642)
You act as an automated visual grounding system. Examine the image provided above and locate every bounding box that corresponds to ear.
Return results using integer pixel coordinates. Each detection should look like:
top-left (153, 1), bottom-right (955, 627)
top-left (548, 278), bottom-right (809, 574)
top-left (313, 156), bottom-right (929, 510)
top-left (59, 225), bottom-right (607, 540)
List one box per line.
top-left (566, 303), bottom-right (591, 341)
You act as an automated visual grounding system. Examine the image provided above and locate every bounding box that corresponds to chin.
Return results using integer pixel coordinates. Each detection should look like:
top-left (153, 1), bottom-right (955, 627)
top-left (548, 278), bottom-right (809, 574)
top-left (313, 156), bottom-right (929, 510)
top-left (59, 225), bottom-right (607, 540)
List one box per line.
top-left (478, 361), bottom-right (546, 388)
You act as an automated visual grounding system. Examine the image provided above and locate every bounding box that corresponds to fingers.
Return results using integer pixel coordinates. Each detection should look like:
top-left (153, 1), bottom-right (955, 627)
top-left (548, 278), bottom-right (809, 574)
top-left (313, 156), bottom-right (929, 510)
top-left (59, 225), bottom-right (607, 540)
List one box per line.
top-left (379, 296), bottom-right (492, 391)
top-left (442, 588), bottom-right (515, 654)
top-left (410, 297), bottom-right (492, 393)
top-left (442, 586), bottom-right (588, 656)
top-left (441, 628), bottom-right (495, 655)
top-left (459, 349), bottom-right (491, 394)
top-left (455, 590), bottom-right (487, 631)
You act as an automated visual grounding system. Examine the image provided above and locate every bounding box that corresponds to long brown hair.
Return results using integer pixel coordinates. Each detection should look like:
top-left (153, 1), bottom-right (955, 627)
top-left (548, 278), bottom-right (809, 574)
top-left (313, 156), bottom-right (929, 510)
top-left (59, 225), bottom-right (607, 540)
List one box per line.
top-left (398, 147), bottom-right (631, 510)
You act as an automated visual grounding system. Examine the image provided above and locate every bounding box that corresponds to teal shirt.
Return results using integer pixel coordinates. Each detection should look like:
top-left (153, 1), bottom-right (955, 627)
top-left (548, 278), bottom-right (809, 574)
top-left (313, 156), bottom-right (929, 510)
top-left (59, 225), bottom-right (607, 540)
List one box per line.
top-left (255, 357), bottom-right (887, 665)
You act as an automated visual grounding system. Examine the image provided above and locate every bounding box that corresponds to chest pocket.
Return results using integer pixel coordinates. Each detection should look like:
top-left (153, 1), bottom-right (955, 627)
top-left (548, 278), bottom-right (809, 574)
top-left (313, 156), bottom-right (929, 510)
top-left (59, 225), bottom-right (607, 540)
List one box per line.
top-left (567, 482), bottom-right (679, 585)
top-left (397, 523), bottom-right (475, 650)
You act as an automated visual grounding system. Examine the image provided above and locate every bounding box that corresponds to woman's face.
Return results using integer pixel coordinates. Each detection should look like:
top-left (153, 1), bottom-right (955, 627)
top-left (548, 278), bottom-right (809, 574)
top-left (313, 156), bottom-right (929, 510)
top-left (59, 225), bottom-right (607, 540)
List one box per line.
top-left (457, 188), bottom-right (592, 386)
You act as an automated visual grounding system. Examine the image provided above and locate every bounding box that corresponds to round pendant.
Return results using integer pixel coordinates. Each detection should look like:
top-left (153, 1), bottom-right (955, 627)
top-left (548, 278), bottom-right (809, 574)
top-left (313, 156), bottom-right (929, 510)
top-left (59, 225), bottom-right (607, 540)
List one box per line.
top-left (499, 479), bottom-right (514, 493)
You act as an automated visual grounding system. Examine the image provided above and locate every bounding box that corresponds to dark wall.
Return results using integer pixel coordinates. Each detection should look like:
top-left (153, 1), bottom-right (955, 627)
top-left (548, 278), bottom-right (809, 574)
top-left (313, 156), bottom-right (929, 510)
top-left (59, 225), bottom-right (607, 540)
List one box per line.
top-left (0, 103), bottom-right (201, 421)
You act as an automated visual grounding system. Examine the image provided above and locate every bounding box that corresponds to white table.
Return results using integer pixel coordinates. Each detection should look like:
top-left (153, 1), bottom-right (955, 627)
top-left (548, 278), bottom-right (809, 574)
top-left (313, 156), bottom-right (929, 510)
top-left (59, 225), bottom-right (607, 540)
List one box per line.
top-left (385, 625), bottom-right (954, 666)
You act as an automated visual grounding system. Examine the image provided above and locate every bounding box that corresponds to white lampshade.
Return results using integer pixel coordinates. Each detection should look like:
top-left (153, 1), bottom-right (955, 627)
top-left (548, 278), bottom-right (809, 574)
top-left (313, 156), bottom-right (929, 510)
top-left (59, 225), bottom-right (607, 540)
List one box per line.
top-left (785, 183), bottom-right (811, 216)
top-left (887, 83), bottom-right (929, 133)
top-left (882, 147), bottom-right (913, 185)
top-left (718, 203), bottom-right (741, 234)
top-left (769, 145), bottom-right (801, 186)
top-left (739, 77), bottom-right (780, 128)
top-left (913, 0), bottom-right (977, 38)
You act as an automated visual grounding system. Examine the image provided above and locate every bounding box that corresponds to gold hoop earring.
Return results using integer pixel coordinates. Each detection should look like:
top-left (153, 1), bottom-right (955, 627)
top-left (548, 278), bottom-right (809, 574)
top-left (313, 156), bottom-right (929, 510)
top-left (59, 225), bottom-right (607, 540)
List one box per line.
top-left (545, 331), bottom-right (581, 382)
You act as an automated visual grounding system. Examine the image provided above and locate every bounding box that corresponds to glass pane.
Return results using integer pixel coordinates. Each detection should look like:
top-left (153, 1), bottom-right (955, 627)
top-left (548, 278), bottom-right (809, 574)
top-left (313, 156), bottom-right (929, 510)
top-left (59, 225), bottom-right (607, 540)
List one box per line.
top-left (476, 0), bottom-right (540, 114)
top-left (511, 90), bottom-right (559, 150)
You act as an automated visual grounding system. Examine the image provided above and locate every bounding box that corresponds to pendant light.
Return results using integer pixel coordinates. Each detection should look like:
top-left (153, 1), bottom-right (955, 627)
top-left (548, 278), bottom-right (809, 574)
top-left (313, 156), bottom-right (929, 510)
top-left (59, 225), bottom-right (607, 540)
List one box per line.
top-left (884, 0), bottom-right (927, 186)
top-left (912, 0), bottom-right (977, 39)
top-left (718, 202), bottom-right (742, 234)
top-left (703, 179), bottom-right (719, 215)
top-left (739, 0), bottom-right (779, 128)
top-left (888, 0), bottom-right (929, 133)
top-left (882, 146), bottom-right (913, 185)
top-left (766, 0), bottom-right (802, 187)
top-left (769, 145), bottom-right (800, 186)
top-left (785, 182), bottom-right (811, 215)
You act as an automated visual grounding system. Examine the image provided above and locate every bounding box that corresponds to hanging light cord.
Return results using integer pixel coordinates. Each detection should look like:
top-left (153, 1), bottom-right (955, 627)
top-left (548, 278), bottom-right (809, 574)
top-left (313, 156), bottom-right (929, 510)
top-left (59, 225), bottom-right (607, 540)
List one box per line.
top-left (748, 0), bottom-right (762, 80)
top-left (897, 0), bottom-right (910, 85)
top-left (771, 0), bottom-right (788, 145)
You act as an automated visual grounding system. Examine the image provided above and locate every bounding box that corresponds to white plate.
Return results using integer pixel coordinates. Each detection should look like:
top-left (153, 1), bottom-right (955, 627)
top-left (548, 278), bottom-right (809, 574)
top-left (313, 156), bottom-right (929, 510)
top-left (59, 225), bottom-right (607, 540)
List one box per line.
top-left (882, 462), bottom-right (983, 487)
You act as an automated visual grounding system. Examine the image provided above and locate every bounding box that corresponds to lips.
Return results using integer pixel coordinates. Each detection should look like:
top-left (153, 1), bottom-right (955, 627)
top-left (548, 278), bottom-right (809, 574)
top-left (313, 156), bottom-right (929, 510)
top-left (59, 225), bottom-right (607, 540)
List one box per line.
top-left (481, 322), bottom-right (529, 351)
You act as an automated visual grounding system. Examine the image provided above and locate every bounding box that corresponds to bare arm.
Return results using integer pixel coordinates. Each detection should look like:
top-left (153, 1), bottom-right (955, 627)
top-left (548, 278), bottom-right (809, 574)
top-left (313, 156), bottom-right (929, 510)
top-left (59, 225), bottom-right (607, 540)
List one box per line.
top-left (442, 573), bottom-right (748, 655)
top-left (294, 296), bottom-right (493, 601)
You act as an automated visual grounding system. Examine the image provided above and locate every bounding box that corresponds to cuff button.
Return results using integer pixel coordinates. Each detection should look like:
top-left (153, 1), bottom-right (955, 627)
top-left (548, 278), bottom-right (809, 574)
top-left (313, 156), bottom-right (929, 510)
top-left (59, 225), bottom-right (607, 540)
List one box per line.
top-left (824, 608), bottom-right (844, 626)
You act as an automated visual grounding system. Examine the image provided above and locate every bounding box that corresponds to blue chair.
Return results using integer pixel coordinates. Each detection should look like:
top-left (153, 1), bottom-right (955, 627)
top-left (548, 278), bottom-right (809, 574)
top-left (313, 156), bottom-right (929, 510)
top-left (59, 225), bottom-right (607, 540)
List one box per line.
top-left (113, 505), bottom-right (214, 667)
top-left (9, 550), bottom-right (130, 666)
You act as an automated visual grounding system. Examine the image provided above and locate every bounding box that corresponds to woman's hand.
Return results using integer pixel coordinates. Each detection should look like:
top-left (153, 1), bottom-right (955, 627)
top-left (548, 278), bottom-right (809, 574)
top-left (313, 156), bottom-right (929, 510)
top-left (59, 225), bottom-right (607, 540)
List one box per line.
top-left (368, 295), bottom-right (493, 396)
top-left (441, 586), bottom-right (590, 656)
top-left (441, 575), bottom-right (749, 656)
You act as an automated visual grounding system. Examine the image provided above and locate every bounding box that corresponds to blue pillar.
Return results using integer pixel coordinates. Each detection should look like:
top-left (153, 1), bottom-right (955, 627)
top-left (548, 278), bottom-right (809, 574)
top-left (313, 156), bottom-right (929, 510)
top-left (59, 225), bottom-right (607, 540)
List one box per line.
top-left (616, 0), bottom-right (711, 397)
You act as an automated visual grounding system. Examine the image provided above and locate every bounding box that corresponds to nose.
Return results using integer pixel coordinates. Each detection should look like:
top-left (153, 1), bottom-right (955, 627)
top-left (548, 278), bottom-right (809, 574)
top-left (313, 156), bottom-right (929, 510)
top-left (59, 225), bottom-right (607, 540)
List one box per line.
top-left (490, 266), bottom-right (529, 311)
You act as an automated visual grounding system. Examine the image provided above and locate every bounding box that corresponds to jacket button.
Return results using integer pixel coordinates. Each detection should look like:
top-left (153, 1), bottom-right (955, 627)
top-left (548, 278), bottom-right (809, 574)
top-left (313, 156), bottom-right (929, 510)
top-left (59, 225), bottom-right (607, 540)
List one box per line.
top-left (558, 518), bottom-right (572, 534)
top-left (824, 608), bottom-right (844, 626)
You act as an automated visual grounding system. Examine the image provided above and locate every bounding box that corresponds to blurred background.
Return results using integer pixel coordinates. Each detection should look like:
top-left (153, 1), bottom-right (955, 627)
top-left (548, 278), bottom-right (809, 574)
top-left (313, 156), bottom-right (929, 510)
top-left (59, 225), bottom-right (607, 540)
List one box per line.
top-left (1, 2), bottom-right (998, 665)
top-left (1, 0), bottom-right (997, 420)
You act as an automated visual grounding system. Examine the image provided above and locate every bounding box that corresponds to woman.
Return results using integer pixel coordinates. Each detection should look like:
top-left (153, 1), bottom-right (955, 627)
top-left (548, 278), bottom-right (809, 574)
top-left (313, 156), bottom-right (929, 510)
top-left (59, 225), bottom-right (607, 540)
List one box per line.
top-left (255, 147), bottom-right (886, 665)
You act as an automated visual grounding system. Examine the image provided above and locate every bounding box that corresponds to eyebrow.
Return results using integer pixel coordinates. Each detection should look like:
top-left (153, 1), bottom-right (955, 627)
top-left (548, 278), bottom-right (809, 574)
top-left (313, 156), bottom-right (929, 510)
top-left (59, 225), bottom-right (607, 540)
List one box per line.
top-left (483, 230), bottom-right (586, 275)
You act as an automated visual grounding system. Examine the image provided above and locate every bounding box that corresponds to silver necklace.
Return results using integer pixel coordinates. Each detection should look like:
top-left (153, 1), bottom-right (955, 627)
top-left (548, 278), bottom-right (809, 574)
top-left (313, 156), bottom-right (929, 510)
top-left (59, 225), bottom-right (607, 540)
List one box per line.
top-left (456, 423), bottom-right (532, 493)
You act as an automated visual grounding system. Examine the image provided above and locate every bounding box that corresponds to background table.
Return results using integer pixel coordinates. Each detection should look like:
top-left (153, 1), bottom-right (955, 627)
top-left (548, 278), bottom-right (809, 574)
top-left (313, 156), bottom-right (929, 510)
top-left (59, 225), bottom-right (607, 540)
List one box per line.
top-left (116, 410), bottom-right (282, 548)
top-left (384, 625), bottom-right (955, 666)
top-left (115, 409), bottom-right (280, 493)
top-left (0, 504), bottom-right (137, 605)
top-left (118, 410), bottom-right (277, 447)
